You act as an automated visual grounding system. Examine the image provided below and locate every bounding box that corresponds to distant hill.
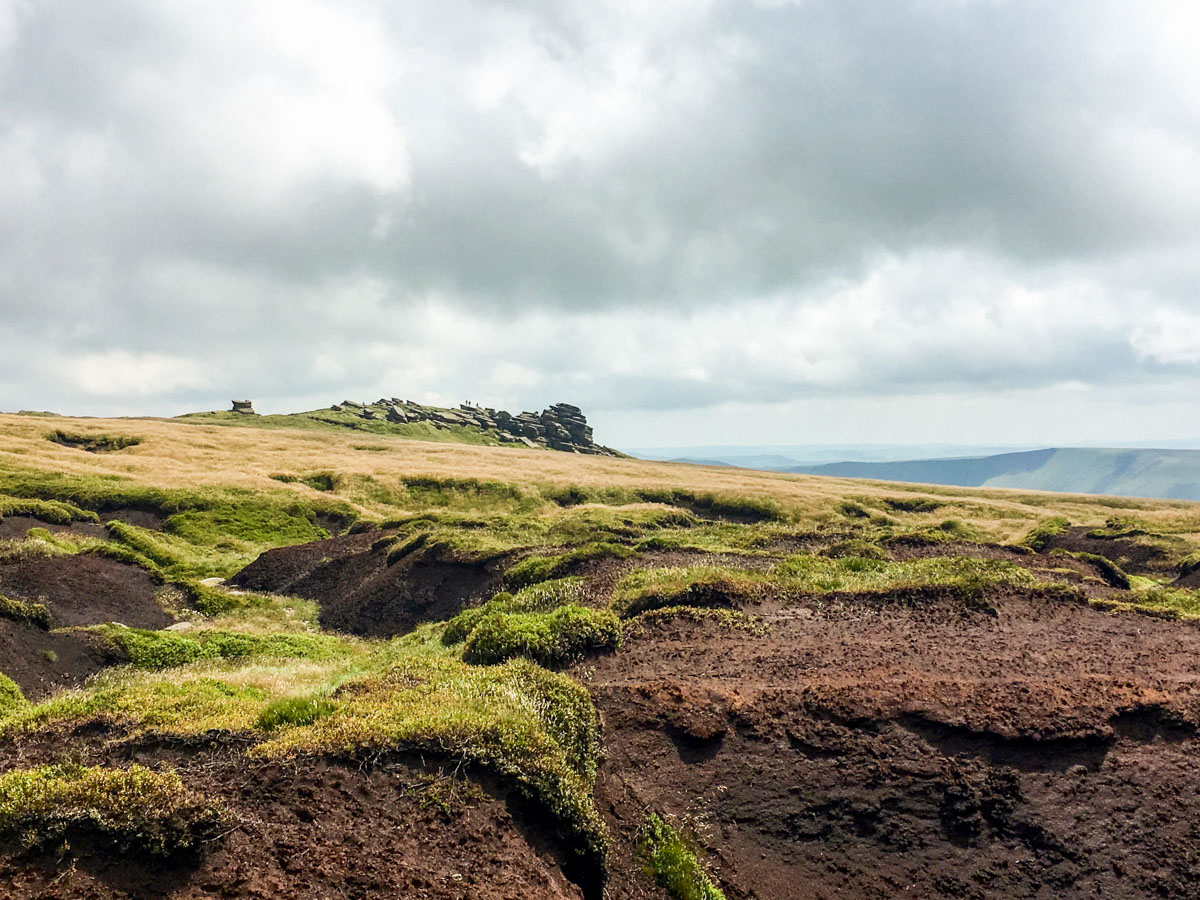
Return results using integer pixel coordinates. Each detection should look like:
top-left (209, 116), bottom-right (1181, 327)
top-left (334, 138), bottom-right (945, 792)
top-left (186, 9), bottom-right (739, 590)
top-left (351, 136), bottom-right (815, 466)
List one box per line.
top-left (783, 447), bottom-right (1200, 501)
top-left (176, 398), bottom-right (621, 456)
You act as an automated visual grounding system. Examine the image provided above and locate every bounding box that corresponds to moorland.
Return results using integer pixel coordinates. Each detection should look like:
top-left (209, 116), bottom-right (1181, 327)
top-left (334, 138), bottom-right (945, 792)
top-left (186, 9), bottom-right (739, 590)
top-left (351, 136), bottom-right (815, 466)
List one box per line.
top-left (1, 410), bottom-right (1200, 898)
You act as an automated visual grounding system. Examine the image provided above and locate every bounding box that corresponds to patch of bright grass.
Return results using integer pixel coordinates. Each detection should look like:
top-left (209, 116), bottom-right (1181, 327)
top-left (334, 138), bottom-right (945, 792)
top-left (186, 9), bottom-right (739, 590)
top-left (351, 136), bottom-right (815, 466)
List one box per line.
top-left (0, 593), bottom-right (52, 629)
top-left (0, 764), bottom-right (224, 856)
top-left (0, 674), bottom-right (25, 716)
top-left (1022, 516), bottom-right (1071, 551)
top-left (0, 495), bottom-right (99, 525)
top-left (89, 624), bottom-right (350, 670)
top-left (461, 606), bottom-right (621, 668)
top-left (636, 813), bottom-right (725, 900)
top-left (443, 578), bottom-right (587, 645)
top-left (256, 695), bottom-right (337, 731)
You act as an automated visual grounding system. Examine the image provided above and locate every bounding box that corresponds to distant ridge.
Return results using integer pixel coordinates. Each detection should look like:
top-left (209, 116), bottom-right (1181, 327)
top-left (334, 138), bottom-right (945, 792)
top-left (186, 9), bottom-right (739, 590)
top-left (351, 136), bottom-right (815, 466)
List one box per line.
top-left (783, 447), bottom-right (1200, 501)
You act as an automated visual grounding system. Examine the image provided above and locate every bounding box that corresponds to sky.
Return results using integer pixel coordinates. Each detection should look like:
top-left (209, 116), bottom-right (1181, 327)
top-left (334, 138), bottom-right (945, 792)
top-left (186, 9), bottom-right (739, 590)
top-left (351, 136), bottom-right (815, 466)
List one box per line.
top-left (2, 0), bottom-right (1199, 449)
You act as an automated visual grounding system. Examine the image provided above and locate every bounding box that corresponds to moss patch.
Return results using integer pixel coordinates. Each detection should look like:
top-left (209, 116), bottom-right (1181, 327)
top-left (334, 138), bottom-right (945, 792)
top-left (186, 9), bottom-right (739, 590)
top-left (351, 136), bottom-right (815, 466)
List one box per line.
top-left (636, 813), bottom-right (725, 900)
top-left (0, 764), bottom-right (224, 856)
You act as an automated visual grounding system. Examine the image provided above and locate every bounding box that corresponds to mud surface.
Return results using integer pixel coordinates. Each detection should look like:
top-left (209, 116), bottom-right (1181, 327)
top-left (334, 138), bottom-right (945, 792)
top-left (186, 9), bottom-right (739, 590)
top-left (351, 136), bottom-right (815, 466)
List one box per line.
top-left (0, 620), bottom-right (119, 699)
top-left (581, 589), bottom-right (1200, 899)
top-left (0, 747), bottom-right (585, 900)
top-left (231, 532), bottom-right (506, 637)
top-left (0, 553), bottom-right (168, 630)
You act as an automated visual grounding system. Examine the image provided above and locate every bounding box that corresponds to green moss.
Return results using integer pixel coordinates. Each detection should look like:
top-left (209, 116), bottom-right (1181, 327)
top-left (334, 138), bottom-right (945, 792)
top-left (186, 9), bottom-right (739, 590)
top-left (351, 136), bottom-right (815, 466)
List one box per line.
top-left (636, 814), bottom-right (725, 900)
top-left (443, 579), bottom-right (586, 645)
top-left (0, 673), bottom-right (25, 716)
top-left (462, 606), bottom-right (621, 668)
top-left (0, 593), bottom-right (52, 629)
top-left (1022, 516), bottom-right (1071, 551)
top-left (0, 764), bottom-right (223, 856)
top-left (506, 542), bottom-right (636, 589)
top-left (0, 495), bottom-right (99, 525)
top-left (91, 624), bottom-right (348, 669)
top-left (257, 696), bottom-right (337, 731)
top-left (45, 430), bottom-right (142, 453)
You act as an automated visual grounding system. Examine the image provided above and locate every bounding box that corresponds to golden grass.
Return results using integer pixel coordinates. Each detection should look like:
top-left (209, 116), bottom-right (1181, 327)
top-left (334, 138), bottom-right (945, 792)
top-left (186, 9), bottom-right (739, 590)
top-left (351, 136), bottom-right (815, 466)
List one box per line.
top-left (3, 413), bottom-right (1198, 543)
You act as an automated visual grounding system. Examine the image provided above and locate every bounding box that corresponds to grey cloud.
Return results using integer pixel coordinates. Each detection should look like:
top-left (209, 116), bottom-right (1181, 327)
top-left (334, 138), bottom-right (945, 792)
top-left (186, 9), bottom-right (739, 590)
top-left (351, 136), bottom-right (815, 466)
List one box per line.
top-left (1, 0), bottom-right (1199, 437)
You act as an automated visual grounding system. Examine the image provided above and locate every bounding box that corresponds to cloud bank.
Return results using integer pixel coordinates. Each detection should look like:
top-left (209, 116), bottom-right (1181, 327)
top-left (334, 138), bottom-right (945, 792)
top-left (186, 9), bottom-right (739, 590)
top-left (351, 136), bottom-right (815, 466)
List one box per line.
top-left (2, 0), bottom-right (1198, 445)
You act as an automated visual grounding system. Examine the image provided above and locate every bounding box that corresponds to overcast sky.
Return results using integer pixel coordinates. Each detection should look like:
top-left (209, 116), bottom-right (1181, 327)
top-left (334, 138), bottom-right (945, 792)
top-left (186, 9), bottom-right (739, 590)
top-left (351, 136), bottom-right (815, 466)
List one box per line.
top-left (2, 0), bottom-right (1199, 448)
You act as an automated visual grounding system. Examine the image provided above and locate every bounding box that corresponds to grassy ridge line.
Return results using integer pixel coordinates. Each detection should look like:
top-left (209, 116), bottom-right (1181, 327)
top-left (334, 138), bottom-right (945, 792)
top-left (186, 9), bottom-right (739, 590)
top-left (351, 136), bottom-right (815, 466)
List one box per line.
top-left (6, 413), bottom-right (1198, 544)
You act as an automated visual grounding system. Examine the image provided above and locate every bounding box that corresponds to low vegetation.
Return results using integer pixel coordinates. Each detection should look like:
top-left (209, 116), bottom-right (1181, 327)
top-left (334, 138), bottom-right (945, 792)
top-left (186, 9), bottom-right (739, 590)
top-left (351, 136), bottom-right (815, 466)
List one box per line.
top-left (636, 813), bottom-right (726, 900)
top-left (46, 430), bottom-right (142, 453)
top-left (4, 410), bottom-right (1200, 891)
top-left (0, 764), bottom-right (224, 856)
top-left (0, 593), bottom-right (52, 629)
top-left (462, 605), bottom-right (622, 668)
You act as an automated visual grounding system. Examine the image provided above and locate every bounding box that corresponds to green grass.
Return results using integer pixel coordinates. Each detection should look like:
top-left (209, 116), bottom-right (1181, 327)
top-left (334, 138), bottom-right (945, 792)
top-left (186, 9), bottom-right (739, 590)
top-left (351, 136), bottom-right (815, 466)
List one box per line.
top-left (45, 430), bottom-right (142, 453)
top-left (462, 606), bottom-right (622, 668)
top-left (636, 814), bottom-right (725, 900)
top-left (0, 495), bottom-right (98, 525)
top-left (630, 606), bottom-right (766, 635)
top-left (443, 578), bottom-right (588, 645)
top-left (89, 624), bottom-right (350, 670)
top-left (1051, 549), bottom-right (1131, 588)
top-left (506, 542), bottom-right (637, 589)
top-left (0, 674), bottom-right (25, 716)
top-left (257, 695), bottom-right (338, 731)
top-left (0, 764), bottom-right (224, 856)
top-left (613, 556), bottom-right (1043, 617)
top-left (0, 593), bottom-right (52, 629)
top-left (1022, 516), bottom-right (1071, 551)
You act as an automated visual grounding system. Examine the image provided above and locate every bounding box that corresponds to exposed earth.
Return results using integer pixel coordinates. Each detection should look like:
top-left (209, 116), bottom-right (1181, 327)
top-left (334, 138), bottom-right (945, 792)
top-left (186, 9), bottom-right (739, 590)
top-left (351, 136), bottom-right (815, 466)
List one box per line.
top-left (2, 414), bottom-right (1200, 899)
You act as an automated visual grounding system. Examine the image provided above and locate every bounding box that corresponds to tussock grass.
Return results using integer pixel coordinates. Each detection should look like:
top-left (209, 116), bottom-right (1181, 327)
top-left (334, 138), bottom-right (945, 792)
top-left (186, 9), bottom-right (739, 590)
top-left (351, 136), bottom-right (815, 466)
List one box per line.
top-left (46, 430), bottom-right (142, 453)
top-left (462, 606), bottom-right (621, 668)
top-left (636, 814), bottom-right (725, 900)
top-left (0, 764), bottom-right (223, 856)
top-left (0, 593), bottom-right (52, 629)
top-left (0, 674), bottom-right (25, 716)
top-left (443, 578), bottom-right (587, 645)
top-left (88, 624), bottom-right (351, 670)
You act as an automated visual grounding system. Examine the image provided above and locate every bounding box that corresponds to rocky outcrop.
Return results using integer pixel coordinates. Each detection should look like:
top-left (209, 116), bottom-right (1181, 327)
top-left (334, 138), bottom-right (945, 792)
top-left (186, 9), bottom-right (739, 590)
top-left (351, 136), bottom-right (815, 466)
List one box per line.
top-left (231, 400), bottom-right (257, 415)
top-left (327, 397), bottom-right (619, 455)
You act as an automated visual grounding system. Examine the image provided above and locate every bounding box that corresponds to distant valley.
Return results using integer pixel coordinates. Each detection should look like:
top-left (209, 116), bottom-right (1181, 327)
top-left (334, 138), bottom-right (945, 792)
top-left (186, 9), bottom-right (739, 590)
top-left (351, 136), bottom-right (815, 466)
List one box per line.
top-left (630, 445), bottom-right (1200, 502)
top-left (775, 448), bottom-right (1200, 502)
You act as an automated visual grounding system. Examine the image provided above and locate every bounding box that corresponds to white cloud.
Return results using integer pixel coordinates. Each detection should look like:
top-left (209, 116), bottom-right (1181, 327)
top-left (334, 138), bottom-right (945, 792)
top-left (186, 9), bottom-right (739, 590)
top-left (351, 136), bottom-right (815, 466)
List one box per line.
top-left (62, 351), bottom-right (214, 397)
top-left (1, 0), bottom-right (1200, 446)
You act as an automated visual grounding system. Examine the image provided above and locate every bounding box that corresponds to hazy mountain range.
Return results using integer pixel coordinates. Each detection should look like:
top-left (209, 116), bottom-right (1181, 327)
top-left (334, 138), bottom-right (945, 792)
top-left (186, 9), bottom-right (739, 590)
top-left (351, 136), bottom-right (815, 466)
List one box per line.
top-left (627, 444), bottom-right (1200, 502)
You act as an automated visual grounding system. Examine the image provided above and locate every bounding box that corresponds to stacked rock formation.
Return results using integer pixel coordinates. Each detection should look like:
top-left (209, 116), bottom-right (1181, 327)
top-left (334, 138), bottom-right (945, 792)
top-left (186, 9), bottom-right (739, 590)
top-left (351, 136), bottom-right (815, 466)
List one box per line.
top-left (325, 398), bottom-right (618, 455)
top-left (230, 400), bottom-right (256, 415)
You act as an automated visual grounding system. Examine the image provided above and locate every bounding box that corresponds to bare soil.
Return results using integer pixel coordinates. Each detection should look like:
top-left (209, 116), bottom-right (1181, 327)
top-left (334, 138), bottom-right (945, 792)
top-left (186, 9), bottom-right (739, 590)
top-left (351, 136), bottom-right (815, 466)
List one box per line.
top-left (0, 743), bottom-right (585, 900)
top-left (580, 588), bottom-right (1200, 899)
top-left (0, 554), bottom-right (168, 630)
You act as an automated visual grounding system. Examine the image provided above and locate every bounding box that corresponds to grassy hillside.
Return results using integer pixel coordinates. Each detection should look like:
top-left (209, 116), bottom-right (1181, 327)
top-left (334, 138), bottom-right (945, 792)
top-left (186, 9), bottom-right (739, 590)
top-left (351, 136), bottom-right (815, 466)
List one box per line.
top-left (788, 446), bottom-right (1200, 501)
top-left (2, 412), bottom-right (1200, 898)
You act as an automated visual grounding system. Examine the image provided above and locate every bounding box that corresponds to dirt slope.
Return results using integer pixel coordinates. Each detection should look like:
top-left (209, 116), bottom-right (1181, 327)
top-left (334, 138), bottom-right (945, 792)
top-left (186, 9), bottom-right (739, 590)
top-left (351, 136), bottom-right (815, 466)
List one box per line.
top-left (583, 590), bottom-right (1200, 899)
